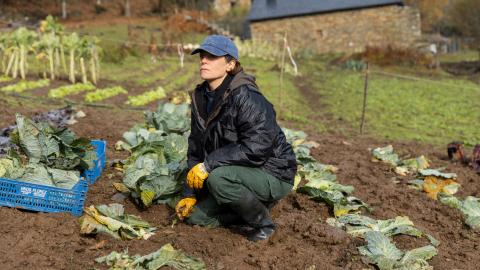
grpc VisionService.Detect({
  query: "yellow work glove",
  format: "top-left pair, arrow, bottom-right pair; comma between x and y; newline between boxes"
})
187,163 -> 209,189
175,197 -> 197,220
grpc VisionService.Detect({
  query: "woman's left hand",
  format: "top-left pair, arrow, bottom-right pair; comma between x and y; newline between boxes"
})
187,163 -> 209,189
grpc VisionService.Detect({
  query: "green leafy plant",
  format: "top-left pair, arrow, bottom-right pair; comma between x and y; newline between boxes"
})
126,86 -> 166,106
118,103 -> 190,207
439,194 -> 480,230
48,83 -> 96,98
85,86 -> 127,102
334,214 -> 423,238
0,79 -> 50,93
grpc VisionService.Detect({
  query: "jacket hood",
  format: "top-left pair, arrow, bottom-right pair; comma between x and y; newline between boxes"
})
229,71 -> 258,91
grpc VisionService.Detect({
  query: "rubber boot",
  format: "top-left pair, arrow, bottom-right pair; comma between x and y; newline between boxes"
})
228,189 -> 276,242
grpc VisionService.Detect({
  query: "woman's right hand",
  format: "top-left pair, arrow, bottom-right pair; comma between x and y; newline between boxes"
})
175,197 -> 197,220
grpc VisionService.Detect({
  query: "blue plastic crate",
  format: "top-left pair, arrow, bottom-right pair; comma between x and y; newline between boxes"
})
82,140 -> 106,184
0,177 -> 89,216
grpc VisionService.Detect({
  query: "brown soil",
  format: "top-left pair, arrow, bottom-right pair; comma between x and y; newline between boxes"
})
441,61 -> 480,76
0,87 -> 479,270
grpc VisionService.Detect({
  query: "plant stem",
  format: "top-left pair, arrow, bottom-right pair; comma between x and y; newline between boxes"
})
5,51 -> 15,76
69,50 -> 75,84
80,57 -> 87,84
12,49 -> 19,79
19,45 -> 25,79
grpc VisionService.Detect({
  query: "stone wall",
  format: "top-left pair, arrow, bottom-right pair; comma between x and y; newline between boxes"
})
250,5 -> 421,53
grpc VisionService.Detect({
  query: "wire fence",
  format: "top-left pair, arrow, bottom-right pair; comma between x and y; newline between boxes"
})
330,65 -> 480,146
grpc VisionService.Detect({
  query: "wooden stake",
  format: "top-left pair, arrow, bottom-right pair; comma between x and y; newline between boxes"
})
279,32 -> 287,118
360,62 -> 369,135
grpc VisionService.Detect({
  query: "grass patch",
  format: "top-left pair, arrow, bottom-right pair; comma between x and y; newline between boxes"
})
312,67 -> 480,145
438,50 -> 479,63
135,58 -> 179,86
163,59 -> 198,91
101,54 -> 164,82
241,57 -> 323,132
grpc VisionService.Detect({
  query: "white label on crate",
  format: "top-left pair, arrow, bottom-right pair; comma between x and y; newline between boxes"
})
21,187 -> 32,195
33,189 -> 47,198
20,187 -> 47,198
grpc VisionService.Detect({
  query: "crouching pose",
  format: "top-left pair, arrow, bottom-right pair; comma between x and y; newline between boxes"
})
175,35 -> 297,241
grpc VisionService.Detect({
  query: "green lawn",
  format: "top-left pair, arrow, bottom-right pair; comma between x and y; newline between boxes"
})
308,64 -> 480,146
438,50 -> 479,63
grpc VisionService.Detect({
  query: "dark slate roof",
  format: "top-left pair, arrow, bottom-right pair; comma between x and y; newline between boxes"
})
248,0 -> 404,22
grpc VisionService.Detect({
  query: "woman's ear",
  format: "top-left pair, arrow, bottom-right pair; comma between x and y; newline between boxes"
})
226,60 -> 236,72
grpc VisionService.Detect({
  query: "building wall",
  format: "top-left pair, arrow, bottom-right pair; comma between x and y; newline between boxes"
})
250,5 -> 421,53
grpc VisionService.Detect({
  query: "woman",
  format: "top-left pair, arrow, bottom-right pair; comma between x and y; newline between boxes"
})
175,35 -> 297,242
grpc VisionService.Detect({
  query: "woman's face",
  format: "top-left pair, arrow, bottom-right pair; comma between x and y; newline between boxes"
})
199,51 -> 234,81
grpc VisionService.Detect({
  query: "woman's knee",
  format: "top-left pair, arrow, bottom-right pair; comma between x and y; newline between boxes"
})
207,166 -> 232,188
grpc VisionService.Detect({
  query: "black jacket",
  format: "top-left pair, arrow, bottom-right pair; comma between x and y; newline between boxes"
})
184,71 -> 297,196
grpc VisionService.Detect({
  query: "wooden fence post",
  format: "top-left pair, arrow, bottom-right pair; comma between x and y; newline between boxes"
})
360,62 -> 369,135
279,32 -> 287,118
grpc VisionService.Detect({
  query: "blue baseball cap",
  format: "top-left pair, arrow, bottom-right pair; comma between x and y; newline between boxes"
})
191,35 -> 239,60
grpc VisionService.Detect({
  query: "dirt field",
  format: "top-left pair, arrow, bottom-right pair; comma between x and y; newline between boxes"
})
0,81 -> 479,270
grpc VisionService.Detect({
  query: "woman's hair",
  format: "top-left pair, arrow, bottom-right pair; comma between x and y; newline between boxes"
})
225,55 -> 243,75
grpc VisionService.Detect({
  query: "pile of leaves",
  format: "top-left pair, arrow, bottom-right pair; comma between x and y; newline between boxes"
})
1,106 -> 85,155
408,169 -> 460,200
329,214 -> 423,238
116,103 -> 190,207
327,213 -> 439,270
283,128 -> 370,217
96,243 -> 205,270
439,194 -> 480,230
0,113 -> 95,188
372,145 -> 430,176
79,203 -> 156,240
359,231 -> 437,270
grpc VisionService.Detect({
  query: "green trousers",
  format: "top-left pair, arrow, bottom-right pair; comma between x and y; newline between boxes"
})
186,165 -> 293,227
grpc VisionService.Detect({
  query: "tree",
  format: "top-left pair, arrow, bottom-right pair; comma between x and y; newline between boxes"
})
448,0 -> 480,57
404,0 -> 451,32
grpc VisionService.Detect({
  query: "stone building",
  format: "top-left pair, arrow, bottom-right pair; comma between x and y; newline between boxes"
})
248,0 -> 422,53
